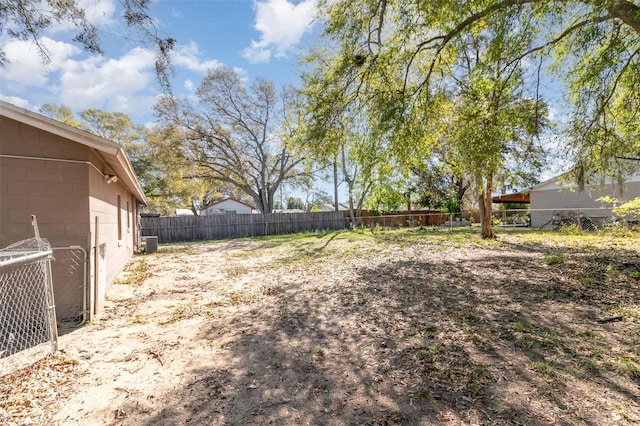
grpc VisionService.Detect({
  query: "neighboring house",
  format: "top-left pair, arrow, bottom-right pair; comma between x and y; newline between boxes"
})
529,174 -> 640,228
175,208 -> 195,216
201,198 -> 255,215
315,203 -> 336,212
273,209 -> 306,213
0,101 -> 147,319
314,203 -> 349,212
494,173 -> 640,228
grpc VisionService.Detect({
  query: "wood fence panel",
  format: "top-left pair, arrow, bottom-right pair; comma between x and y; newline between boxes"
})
141,211 -> 347,244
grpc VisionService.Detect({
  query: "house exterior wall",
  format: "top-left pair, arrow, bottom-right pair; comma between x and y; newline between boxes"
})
1,114 -> 141,316
0,116 -> 91,248
530,180 -> 640,228
87,150 -> 138,313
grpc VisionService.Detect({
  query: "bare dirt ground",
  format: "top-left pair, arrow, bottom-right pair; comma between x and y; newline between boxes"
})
2,228 -> 640,425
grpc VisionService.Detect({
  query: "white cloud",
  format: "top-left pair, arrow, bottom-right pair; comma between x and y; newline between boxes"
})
184,79 -> 195,92
243,41 -> 273,63
173,41 -> 223,73
57,47 -> 156,112
78,0 -> 118,27
0,37 -> 81,90
232,67 -> 248,79
242,0 -> 317,64
1,38 -> 158,117
0,95 -> 32,110
49,0 -> 117,33
170,6 -> 183,18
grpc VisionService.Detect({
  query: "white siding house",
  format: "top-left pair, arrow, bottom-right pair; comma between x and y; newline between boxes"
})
529,174 -> 640,228
201,198 -> 255,215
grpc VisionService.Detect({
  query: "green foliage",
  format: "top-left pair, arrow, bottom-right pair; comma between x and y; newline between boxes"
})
286,197 -> 305,210
441,194 -> 461,214
613,198 -> 640,219
542,252 -> 565,265
307,0 -> 640,236
117,258 -> 150,285
617,356 -> 640,379
305,1 -> 551,239
531,361 -> 553,376
39,104 -> 83,128
411,161 -> 469,210
558,224 -> 583,235
142,126 -> 222,216
365,183 -> 405,213
598,196 -> 640,221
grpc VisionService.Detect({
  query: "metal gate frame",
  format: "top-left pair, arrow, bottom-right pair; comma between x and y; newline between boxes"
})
51,246 -> 88,327
0,216 -> 58,376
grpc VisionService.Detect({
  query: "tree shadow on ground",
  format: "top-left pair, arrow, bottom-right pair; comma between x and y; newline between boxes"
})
133,240 -> 639,425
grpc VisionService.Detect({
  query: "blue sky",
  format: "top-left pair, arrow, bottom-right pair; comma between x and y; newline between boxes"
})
0,0 -> 318,126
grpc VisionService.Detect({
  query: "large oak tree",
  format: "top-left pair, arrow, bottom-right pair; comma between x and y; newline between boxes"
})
156,68 -> 311,214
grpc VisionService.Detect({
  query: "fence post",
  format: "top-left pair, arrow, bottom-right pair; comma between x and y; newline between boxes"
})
31,215 -> 58,352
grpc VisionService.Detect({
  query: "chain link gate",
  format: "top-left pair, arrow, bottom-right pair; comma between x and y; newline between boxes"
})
51,246 -> 88,328
0,217 -> 58,376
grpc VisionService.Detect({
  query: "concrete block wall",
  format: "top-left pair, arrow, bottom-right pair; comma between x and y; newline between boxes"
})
87,150 -> 137,306
0,117 -> 90,248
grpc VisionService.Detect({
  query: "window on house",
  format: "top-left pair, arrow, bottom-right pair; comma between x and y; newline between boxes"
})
126,200 -> 130,230
117,195 -> 122,240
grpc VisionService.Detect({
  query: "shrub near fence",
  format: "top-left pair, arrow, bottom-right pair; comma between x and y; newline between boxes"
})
141,211 -> 347,243
355,210 -> 451,228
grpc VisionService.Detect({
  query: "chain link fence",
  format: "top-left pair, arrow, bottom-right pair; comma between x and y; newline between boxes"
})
0,234 -> 58,376
52,246 -> 88,328
348,207 -> 630,233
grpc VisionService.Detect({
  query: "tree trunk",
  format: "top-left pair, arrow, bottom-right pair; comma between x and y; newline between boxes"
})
190,199 -> 199,216
255,185 -> 270,213
477,174 -> 496,239
267,185 -> 277,214
479,192 -> 495,239
347,191 -> 356,228
334,161 -> 339,212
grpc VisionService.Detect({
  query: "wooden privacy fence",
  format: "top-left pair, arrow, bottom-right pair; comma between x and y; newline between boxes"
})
356,210 -> 451,227
141,211 -> 347,243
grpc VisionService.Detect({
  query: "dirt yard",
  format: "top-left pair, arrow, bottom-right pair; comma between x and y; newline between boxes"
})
2,228 -> 640,425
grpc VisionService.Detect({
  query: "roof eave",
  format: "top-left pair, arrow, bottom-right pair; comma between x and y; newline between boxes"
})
1,101 -> 147,205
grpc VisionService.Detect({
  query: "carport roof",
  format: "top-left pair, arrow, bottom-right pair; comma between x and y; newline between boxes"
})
491,192 -> 530,204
